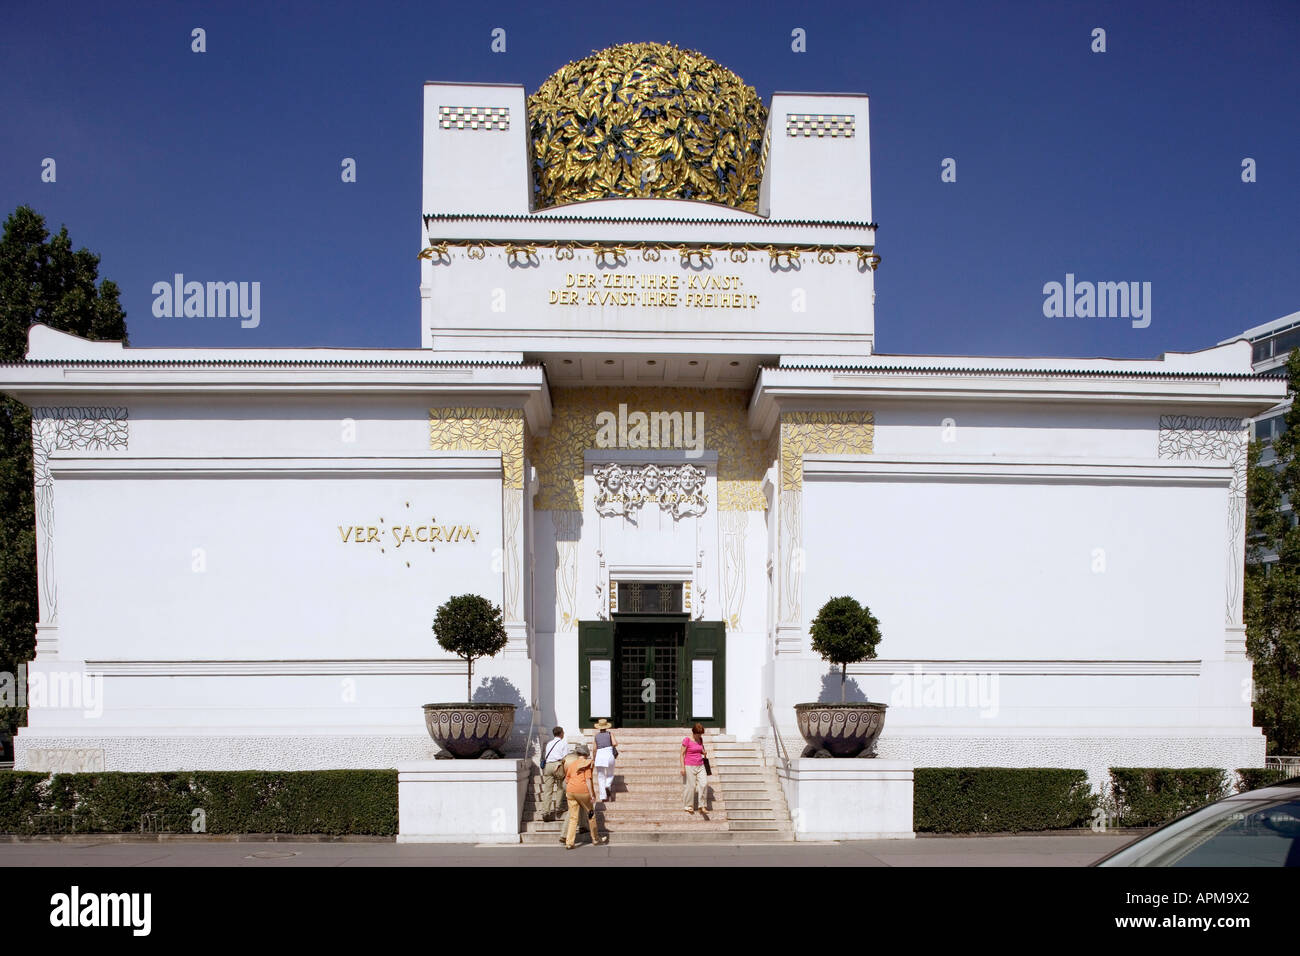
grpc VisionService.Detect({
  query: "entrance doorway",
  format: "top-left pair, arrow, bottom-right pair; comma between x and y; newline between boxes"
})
615,619 -> 685,727
578,618 -> 726,729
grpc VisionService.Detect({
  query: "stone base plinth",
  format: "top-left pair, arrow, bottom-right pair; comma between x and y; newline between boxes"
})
777,758 -> 914,840
397,759 -> 528,844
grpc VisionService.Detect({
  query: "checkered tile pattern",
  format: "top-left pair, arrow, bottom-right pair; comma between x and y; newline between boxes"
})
439,106 -> 510,131
785,113 -> 855,138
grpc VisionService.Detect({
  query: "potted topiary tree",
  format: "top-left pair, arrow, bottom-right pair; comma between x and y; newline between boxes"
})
424,593 -> 514,759
795,596 -> 888,758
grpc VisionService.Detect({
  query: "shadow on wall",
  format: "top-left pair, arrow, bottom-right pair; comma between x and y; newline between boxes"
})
473,676 -> 533,757
473,675 -> 526,708
817,669 -> 869,703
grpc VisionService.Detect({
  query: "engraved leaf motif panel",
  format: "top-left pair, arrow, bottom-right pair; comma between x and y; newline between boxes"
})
428,407 -> 525,489
1156,415 -> 1246,497
780,411 -> 875,490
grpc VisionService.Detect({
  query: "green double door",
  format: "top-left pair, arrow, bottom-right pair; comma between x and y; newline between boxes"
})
578,617 -> 725,728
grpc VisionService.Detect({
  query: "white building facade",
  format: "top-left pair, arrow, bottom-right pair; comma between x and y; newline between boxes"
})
1,45 -> 1283,785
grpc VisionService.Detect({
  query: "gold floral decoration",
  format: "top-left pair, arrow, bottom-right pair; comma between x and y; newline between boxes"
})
780,411 -> 874,490
528,42 -> 768,212
429,407 -> 525,489
532,387 -> 772,512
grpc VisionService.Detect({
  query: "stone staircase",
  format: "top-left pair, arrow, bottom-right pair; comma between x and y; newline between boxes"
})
519,728 -> 794,844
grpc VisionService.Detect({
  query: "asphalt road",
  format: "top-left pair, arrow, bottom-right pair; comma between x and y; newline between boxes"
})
0,833 -> 1134,866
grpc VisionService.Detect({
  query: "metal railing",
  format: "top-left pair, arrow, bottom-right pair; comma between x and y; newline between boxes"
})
765,698 -> 792,768
523,698 -> 540,766
1265,755 -> 1300,778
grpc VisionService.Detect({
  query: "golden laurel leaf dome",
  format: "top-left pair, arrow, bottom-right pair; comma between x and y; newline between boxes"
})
528,42 -> 768,213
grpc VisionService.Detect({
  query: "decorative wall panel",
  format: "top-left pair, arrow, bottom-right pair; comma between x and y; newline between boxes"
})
553,510 -> 581,631
1157,415 -> 1248,626
720,510 -> 749,630
786,113 -> 855,138
439,106 -> 510,131
428,407 -> 524,488
779,410 -> 874,491
532,387 -> 771,512
31,407 -> 129,625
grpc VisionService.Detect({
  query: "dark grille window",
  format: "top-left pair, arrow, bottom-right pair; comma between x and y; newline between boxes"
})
617,581 -> 683,613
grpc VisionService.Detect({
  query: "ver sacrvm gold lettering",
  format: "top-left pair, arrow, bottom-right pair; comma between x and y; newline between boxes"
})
338,521 -> 478,551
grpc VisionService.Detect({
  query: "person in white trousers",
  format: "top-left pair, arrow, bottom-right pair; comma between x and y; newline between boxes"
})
681,722 -> 707,813
592,718 -> 619,802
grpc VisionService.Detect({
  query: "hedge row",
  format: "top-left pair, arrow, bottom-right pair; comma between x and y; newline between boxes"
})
913,768 -> 1096,833
1108,768 -> 1229,827
0,770 -> 397,835
0,765 -> 1283,835
1236,767 -> 1295,793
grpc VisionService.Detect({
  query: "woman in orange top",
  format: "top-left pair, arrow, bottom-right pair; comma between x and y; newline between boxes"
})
563,743 -> 608,849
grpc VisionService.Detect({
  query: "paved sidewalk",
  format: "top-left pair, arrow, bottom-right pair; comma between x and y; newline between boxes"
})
0,834 -> 1133,867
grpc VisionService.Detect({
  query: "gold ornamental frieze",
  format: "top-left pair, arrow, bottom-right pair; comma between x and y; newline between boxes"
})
780,410 -> 875,490
533,386 -> 771,513
428,406 -> 525,489
419,239 -> 880,272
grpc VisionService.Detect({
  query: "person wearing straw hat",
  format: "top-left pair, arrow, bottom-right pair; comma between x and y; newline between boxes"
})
592,718 -> 619,802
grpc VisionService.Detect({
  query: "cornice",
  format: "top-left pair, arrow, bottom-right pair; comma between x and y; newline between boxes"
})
802,454 -> 1231,486
423,212 -> 878,228
749,365 -> 1286,435
48,454 -> 504,480
4,358 -> 537,370
766,362 -> 1269,380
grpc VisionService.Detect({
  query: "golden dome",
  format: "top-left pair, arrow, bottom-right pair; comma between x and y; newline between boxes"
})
528,42 -> 767,212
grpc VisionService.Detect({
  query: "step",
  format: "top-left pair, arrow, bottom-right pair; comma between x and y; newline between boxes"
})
519,829 -> 790,845
529,791 -> 729,802
718,800 -> 776,811
721,809 -> 780,821
526,781 -> 726,794
523,818 -> 730,832
525,791 -> 727,804
525,806 -> 729,817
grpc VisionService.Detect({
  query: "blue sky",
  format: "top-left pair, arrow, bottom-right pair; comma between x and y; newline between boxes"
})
2,0 -> 1296,358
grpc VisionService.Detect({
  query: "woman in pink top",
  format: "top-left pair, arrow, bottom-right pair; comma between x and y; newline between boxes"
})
680,722 -> 708,814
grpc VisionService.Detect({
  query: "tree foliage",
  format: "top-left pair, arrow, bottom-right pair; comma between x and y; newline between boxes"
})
0,206 -> 127,683
809,595 -> 882,703
1244,348 -> 1300,754
432,594 -> 509,701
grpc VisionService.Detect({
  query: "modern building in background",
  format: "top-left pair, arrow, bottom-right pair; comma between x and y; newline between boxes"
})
1221,309 -> 1300,562
0,44 -> 1285,789
1223,309 -> 1300,438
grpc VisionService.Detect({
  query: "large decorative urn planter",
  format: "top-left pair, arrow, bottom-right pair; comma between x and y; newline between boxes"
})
423,703 -> 516,759
794,702 -> 888,758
